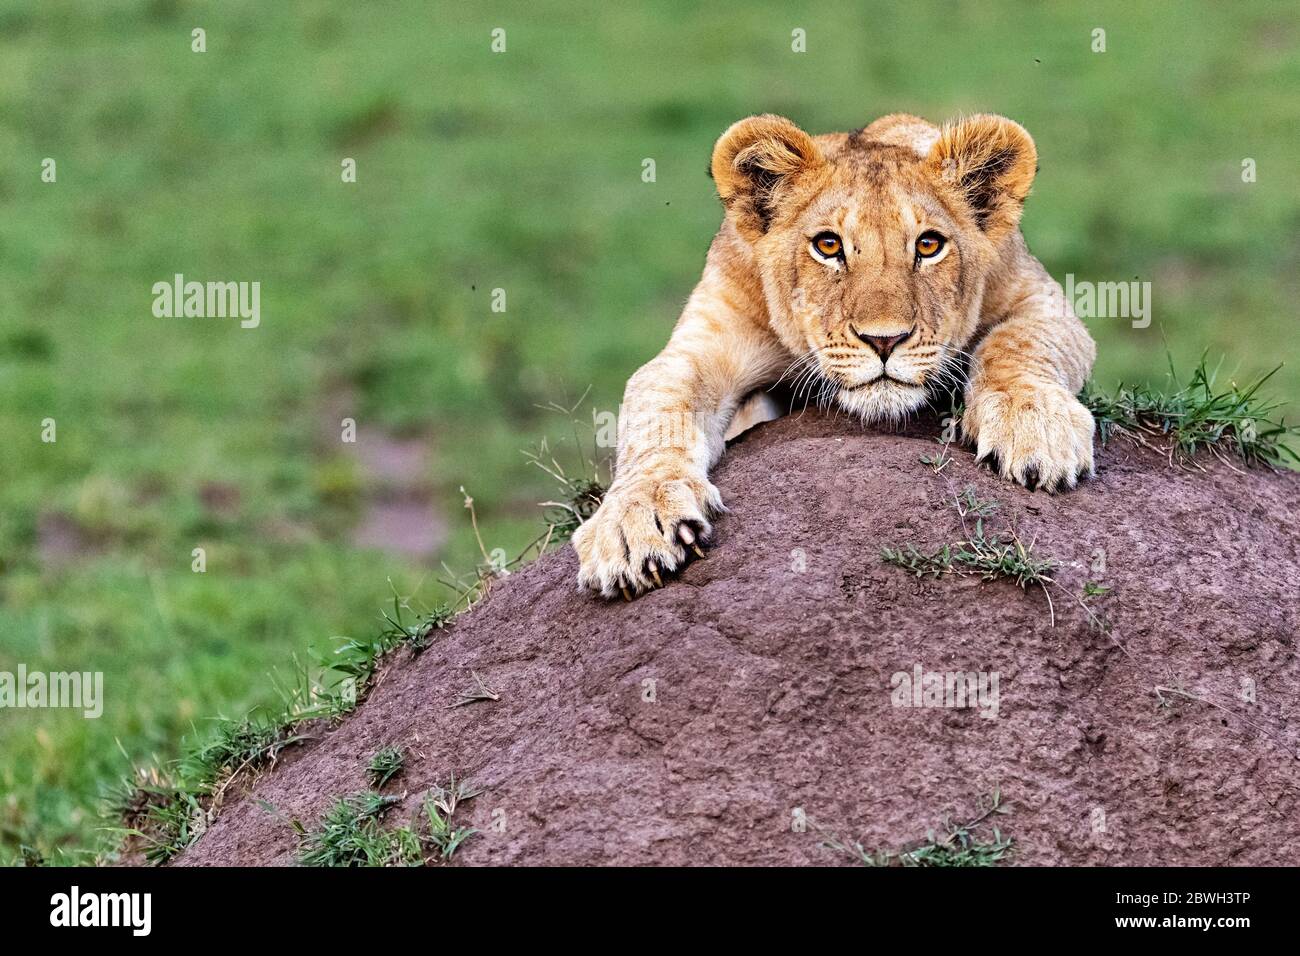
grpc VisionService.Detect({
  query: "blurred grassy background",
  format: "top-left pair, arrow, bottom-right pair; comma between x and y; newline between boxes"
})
0,0 -> 1297,860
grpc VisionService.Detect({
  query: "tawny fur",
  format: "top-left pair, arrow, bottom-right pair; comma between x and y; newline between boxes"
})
573,112 -> 1096,598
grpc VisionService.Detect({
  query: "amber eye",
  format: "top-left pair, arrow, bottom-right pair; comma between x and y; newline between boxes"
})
812,232 -> 843,259
916,232 -> 946,259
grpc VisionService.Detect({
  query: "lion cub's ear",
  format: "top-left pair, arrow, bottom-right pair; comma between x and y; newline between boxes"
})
926,114 -> 1037,238
712,115 -> 822,240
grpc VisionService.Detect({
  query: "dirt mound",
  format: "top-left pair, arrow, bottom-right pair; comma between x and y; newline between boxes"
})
177,411 -> 1300,866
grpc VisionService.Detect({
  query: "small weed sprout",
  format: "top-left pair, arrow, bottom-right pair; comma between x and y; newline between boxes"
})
1079,581 -> 1114,635
377,588 -> 453,655
423,775 -> 484,860
367,746 -> 405,789
919,441 -> 954,475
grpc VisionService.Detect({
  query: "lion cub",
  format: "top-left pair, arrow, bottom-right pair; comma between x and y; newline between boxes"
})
574,113 -> 1096,598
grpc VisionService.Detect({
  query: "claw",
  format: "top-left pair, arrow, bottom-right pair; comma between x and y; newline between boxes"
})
677,523 -> 706,558
648,562 -> 663,588
620,585 -> 632,602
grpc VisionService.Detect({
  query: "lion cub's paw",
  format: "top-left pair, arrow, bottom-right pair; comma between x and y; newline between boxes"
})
572,469 -> 722,598
963,383 -> 1095,491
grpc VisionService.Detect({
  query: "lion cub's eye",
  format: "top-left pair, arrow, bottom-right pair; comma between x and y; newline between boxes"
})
915,231 -> 946,259
811,232 -> 843,259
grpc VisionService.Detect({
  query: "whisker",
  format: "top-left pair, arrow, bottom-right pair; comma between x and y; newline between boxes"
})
936,343 -> 977,363
771,351 -> 816,390
770,345 -> 833,395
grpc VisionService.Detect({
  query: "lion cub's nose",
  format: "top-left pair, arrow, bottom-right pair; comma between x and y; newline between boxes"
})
853,325 -> 914,361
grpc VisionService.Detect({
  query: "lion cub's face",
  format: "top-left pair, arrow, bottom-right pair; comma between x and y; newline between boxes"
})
712,113 -> 1037,422
772,154 -> 988,421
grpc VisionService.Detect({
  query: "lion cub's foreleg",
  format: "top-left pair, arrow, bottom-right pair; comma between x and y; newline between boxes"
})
573,295 -> 787,598
963,253 -> 1097,490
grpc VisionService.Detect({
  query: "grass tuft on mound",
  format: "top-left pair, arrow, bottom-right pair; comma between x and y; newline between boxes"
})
882,487 -> 1058,592
293,775 -> 481,868
1084,355 -> 1299,468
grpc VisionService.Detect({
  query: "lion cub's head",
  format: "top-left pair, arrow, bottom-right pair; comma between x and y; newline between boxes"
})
712,112 -> 1037,422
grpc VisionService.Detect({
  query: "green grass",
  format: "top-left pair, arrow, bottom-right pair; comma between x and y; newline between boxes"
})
2,0 -> 1299,861
295,791 -> 412,868
296,777 -> 481,867
366,746 -> 405,790
882,487 -> 1059,591
1084,355 -> 1300,467
114,713 -> 312,865
822,790 -> 1013,867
